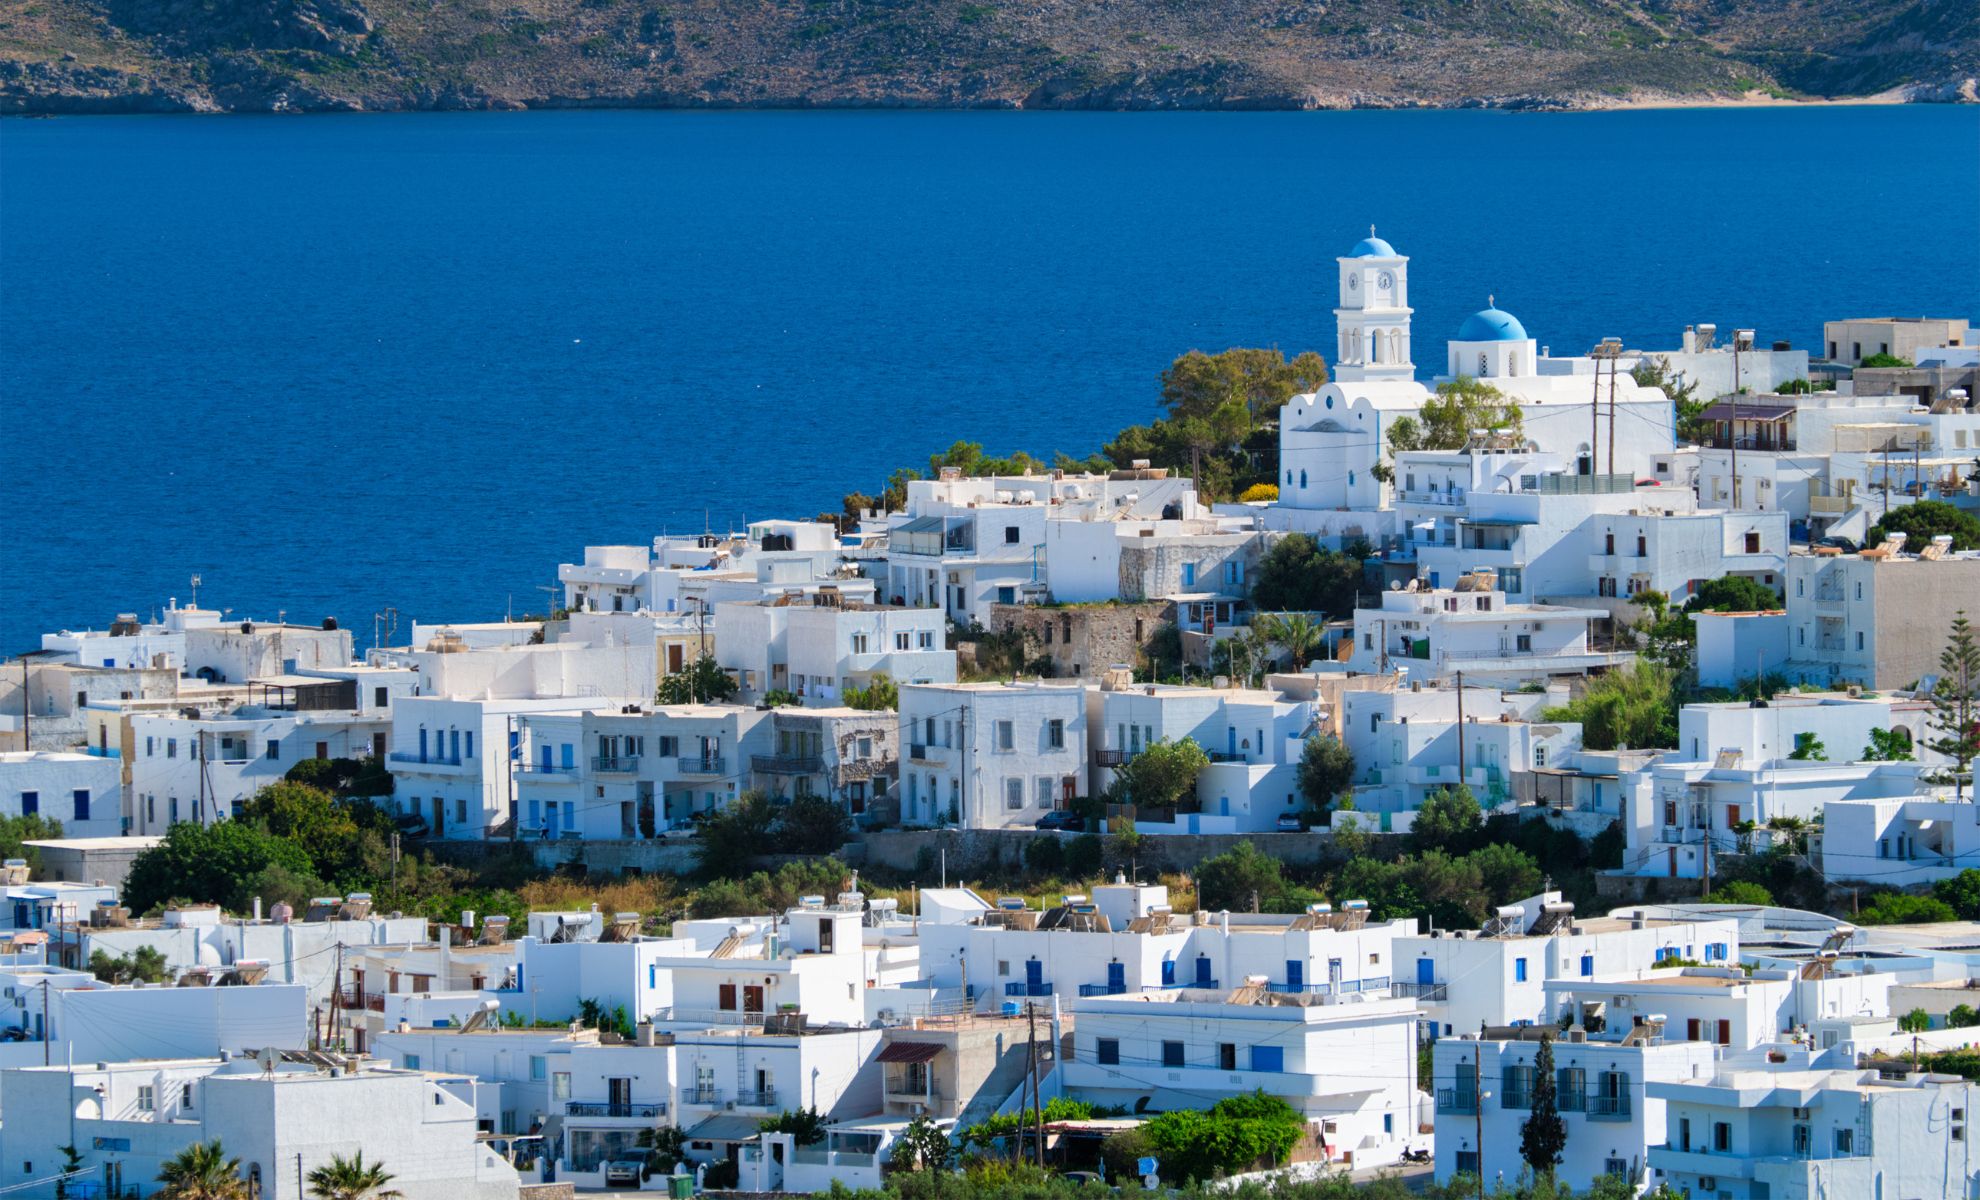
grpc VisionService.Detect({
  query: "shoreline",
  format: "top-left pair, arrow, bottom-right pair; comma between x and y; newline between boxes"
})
3,89 -> 1970,118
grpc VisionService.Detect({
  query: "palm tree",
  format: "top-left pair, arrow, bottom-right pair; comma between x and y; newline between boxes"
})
306,1151 -> 402,1200
156,1140 -> 248,1200
1256,612 -> 1322,670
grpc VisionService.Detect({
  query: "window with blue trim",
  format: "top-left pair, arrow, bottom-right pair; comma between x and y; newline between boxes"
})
1580,954 -> 1594,977
1515,957 -> 1527,983
1299,470 -> 1308,488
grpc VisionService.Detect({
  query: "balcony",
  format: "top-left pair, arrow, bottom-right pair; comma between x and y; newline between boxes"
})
516,762 -> 576,777
1657,825 -> 1704,845
1093,749 -> 1130,767
1005,982 -> 1054,998
1391,981 -> 1447,1002
752,754 -> 822,775
675,756 -> 726,777
735,1088 -> 778,1108
388,752 -> 470,772
566,1101 -> 667,1119
592,755 -> 640,774
338,988 -> 387,1013
1708,435 -> 1797,452
907,743 -> 944,764
1436,1087 -> 1477,1115
1078,983 -> 1128,997
1809,494 -> 1853,515
1587,1093 -> 1632,1121
682,1086 -> 721,1106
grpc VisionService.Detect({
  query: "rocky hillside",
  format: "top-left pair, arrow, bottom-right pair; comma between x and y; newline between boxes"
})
1,0 -> 1974,113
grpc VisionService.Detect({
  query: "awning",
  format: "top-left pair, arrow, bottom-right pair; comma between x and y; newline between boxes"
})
685,1114 -> 769,1142
1459,516 -> 1536,527
895,516 -> 944,535
875,1041 -> 943,1064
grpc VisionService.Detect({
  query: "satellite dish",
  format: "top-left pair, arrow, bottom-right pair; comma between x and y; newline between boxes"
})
1389,581 -> 1402,591
257,1047 -> 279,1074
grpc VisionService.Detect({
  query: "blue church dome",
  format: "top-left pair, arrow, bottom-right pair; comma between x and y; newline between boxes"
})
1348,236 -> 1397,258
1457,305 -> 1529,342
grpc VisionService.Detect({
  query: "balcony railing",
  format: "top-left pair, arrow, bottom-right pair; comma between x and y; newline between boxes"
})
1501,1088 -> 1532,1111
1708,435 -> 1797,452
1005,982 -> 1054,997
1588,1093 -> 1632,1120
1078,983 -> 1128,997
752,755 -> 822,775
683,1086 -> 721,1106
567,1101 -> 667,1119
675,756 -> 726,776
338,988 -> 387,1013
1391,981 -> 1447,1002
389,752 -> 465,767
735,1089 -> 778,1108
1436,1087 -> 1478,1115
592,755 -> 640,773
516,762 -> 575,777
1557,1088 -> 1586,1113
1093,749 -> 1130,767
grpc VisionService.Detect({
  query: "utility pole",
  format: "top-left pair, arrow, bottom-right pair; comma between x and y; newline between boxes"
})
328,941 -> 344,1051
19,658 -> 28,749
1474,1041 -> 1485,1200
1455,671 -> 1466,784
42,982 -> 50,1065
1025,1003 -> 1043,1166
1590,351 -> 1602,478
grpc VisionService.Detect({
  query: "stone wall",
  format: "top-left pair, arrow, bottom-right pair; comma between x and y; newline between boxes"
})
987,601 -> 1172,681
851,827 -> 1340,876
423,837 -> 703,877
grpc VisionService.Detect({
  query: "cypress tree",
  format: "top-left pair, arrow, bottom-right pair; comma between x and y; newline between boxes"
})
1520,1032 -> 1567,1178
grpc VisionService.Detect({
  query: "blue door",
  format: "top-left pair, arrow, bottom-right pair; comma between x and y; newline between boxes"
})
546,802 -> 560,838
1160,958 -> 1176,987
1106,962 -> 1126,995
1285,960 -> 1303,991
1417,958 -> 1435,986
1226,727 -> 1237,759
539,745 -> 552,771
1025,960 -> 1043,996
418,728 -> 428,762
1195,956 -> 1213,986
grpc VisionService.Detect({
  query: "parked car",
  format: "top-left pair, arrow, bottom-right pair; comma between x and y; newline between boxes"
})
1817,535 -> 1860,553
1036,810 -> 1086,832
393,813 -> 428,838
603,1159 -> 645,1187
1275,814 -> 1304,832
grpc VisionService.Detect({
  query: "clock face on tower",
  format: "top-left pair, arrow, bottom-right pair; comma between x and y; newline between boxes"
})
1347,274 -> 1358,291
1378,272 -> 1394,290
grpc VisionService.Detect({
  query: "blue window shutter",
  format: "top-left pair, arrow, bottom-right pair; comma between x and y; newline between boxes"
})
1250,1045 -> 1283,1072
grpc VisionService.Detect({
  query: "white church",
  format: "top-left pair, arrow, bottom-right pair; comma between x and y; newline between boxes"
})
1264,232 -> 1676,539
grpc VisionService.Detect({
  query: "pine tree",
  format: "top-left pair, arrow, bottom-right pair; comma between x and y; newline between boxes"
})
1520,1033 -> 1567,1179
1928,611 -> 1980,802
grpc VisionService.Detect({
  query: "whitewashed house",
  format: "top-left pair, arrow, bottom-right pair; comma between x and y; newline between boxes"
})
1064,986 -> 1421,1169
513,702 -> 774,840
389,696 -> 617,840
714,592 -> 952,705
1343,683 -> 1579,814
896,682 -> 1087,829
1432,1025 -> 1714,1193
1346,571 -> 1627,685
748,707 -> 898,825
0,1057 -> 520,1200
0,751 -> 121,838
1088,678 -> 1320,833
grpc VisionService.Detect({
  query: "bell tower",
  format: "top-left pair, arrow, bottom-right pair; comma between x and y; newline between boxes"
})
1335,227 -> 1414,382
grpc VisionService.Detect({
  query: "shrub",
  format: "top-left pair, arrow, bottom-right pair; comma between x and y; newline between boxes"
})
1237,483 -> 1279,503
1856,892 -> 1957,926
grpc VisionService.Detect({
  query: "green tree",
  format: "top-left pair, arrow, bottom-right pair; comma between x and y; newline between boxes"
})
1194,841 -> 1314,914
1385,376 -> 1523,457
770,793 -> 852,854
87,945 -> 171,984
305,1151 -> 402,1200
1160,347 -> 1328,425
156,1140 -> 248,1200
694,792 -> 775,879
1140,1092 -> 1305,1181
636,1125 -> 689,1174
1856,892 -> 1957,926
890,1115 -> 954,1173
0,813 -> 63,875
1932,869 -> 1980,919
1898,1008 -> 1932,1033
1688,576 -> 1783,614
843,672 -> 898,711
759,1106 -> 829,1146
656,655 -> 738,704
1702,880 -> 1775,906
1952,1005 -> 1980,1029
760,689 -> 802,708
1466,842 -> 1542,904
1788,733 -> 1827,761
1520,1033 -> 1567,1178
1112,737 -> 1210,809
1927,612 -> 1980,802
1862,727 -> 1915,761
1541,662 -> 1680,751
1859,352 -> 1914,368
1867,500 -> 1980,552
1412,785 -> 1482,852
1248,534 -> 1365,618
1633,357 -> 1708,444
237,781 -> 369,882
123,820 -> 318,916
1296,735 -> 1355,818
1253,612 -> 1323,670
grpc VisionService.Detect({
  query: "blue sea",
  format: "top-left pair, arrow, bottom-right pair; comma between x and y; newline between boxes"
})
3,107 -> 1977,650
